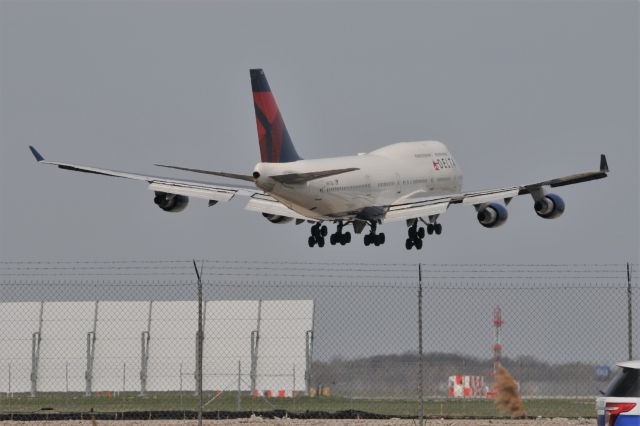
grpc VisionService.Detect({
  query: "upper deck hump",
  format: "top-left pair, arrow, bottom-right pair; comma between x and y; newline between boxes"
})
369,140 -> 448,157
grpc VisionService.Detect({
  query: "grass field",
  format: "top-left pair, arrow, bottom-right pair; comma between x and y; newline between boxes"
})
0,392 -> 596,419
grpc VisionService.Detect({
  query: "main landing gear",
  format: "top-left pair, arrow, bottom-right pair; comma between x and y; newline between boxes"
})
330,222 -> 352,246
308,223 -> 328,247
363,222 -> 385,247
426,222 -> 442,235
405,220 -> 442,250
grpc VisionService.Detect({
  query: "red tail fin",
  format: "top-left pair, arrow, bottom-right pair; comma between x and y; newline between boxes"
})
250,69 -> 301,163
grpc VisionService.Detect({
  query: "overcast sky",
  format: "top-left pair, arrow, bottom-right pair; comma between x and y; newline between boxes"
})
1,0 -> 638,265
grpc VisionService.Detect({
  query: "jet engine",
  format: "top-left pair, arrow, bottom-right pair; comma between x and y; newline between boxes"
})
534,193 -> 565,219
477,203 -> 508,228
262,213 -> 293,224
153,192 -> 189,213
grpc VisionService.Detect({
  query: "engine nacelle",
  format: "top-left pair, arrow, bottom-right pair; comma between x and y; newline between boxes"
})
153,192 -> 189,213
534,193 -> 565,219
477,203 -> 509,228
262,213 -> 293,224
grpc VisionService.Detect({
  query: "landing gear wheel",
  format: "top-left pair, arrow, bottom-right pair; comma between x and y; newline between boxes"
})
364,221 -> 385,247
414,238 -> 423,250
418,227 -> 425,239
309,223 -> 330,247
405,238 -> 413,250
344,232 -> 351,243
427,224 -> 434,235
409,227 -> 417,240
434,223 -> 442,235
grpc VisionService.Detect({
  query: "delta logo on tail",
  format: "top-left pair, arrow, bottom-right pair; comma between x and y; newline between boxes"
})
251,69 -> 301,163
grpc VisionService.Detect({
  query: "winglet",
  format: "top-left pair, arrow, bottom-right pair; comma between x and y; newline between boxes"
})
600,154 -> 609,173
29,146 -> 45,162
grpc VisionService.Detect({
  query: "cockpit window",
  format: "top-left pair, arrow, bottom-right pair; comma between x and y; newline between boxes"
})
605,368 -> 640,397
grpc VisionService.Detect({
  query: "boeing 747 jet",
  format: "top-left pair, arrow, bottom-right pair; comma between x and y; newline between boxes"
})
30,69 -> 609,249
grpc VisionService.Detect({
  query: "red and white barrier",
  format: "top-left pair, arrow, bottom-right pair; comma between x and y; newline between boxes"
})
252,388 -> 293,398
447,375 -> 486,398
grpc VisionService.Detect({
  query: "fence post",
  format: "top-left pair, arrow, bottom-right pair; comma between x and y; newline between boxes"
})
8,362 -> 12,419
250,300 -> 262,393
305,300 -> 316,396
179,362 -> 184,415
85,301 -> 98,396
30,301 -> 44,398
122,362 -> 126,393
418,263 -> 424,426
237,360 -> 242,411
139,301 -> 152,396
627,262 -> 633,360
193,260 -> 204,426
305,330 -> 314,395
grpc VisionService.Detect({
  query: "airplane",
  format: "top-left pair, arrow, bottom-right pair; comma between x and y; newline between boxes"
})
29,68 -> 609,250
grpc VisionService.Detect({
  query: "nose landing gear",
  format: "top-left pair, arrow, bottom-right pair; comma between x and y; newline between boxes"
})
308,223 -> 328,247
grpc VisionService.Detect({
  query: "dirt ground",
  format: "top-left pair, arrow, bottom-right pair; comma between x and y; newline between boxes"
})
0,417 -> 596,425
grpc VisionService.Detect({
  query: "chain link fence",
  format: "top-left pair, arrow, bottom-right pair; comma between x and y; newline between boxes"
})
0,260 -> 637,421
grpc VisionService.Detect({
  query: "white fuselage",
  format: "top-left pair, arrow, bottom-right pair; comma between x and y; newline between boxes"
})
253,141 -> 463,220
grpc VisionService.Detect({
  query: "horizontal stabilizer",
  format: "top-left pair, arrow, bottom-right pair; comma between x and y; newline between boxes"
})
155,164 -> 255,182
270,168 -> 359,185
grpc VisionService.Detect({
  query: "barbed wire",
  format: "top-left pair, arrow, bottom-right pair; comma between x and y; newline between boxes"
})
0,267 -> 632,276
0,279 -> 635,290
0,262 -> 636,285
0,259 -> 636,267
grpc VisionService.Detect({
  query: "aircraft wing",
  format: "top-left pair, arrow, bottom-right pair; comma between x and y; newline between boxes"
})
383,154 -> 609,223
244,193 -> 311,220
28,146 -> 314,221
383,195 -> 452,223
29,146 -> 260,203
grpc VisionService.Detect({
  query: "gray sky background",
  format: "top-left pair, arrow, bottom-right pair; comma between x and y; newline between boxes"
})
1,0 -> 638,265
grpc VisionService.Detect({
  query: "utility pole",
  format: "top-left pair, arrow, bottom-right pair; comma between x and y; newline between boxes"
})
193,260 -> 204,426
417,263 -> 424,426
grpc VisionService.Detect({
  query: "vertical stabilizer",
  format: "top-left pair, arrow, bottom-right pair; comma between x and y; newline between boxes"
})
250,69 -> 302,163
